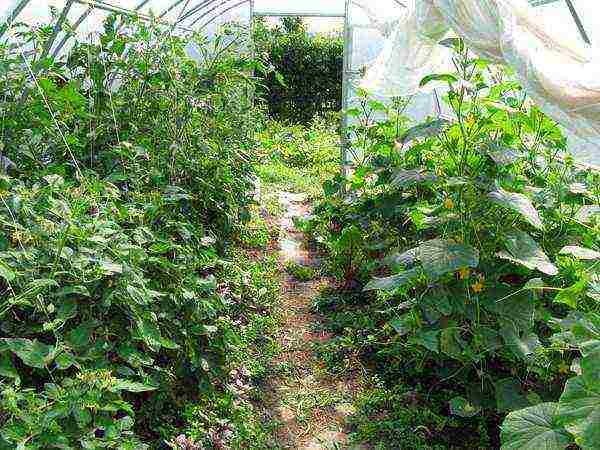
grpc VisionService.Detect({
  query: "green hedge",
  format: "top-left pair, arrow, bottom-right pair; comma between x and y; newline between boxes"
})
255,18 -> 343,123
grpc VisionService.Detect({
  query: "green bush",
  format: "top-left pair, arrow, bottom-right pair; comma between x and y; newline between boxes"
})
255,17 -> 343,123
0,16 -> 268,448
309,39 -> 600,448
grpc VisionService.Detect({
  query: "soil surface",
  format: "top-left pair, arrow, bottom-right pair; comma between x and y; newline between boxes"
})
262,192 -> 365,450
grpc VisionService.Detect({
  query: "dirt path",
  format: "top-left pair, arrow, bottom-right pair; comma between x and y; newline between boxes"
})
261,192 -> 364,450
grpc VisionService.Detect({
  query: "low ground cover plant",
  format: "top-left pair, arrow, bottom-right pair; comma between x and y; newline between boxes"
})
309,39 -> 600,448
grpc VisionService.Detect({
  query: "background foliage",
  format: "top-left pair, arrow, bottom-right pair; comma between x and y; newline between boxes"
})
254,17 -> 344,124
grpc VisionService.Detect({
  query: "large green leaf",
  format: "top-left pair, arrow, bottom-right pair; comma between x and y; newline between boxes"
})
364,268 -> 419,292
575,205 -> 600,224
1,338 -> 56,369
495,378 -> 531,412
557,375 -> 600,449
391,169 -> 436,189
0,353 -> 19,380
389,315 -> 413,336
489,188 -> 544,230
487,144 -> 523,166
500,327 -> 541,359
559,246 -> 600,260
111,380 -> 158,393
419,73 -> 458,88
497,231 -> 558,276
501,402 -> 572,450
418,239 -> 479,279
0,261 -> 15,282
400,119 -> 448,144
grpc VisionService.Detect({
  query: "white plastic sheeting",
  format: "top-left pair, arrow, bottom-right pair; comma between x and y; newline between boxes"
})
253,0 -> 345,16
360,0 -> 600,166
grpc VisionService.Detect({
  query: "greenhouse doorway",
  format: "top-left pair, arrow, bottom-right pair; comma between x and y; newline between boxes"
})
251,4 -> 350,177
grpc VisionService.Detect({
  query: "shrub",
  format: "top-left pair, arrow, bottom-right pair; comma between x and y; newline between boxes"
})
0,16 -> 265,448
254,17 -> 343,123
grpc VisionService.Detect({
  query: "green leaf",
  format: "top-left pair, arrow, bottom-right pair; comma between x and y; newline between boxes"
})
400,119 -> 448,144
440,328 -> 466,359
1,338 -> 56,369
497,231 -> 558,276
555,279 -> 589,309
487,144 -> 522,166
450,396 -> 481,418
495,378 -> 531,412
391,169 -> 436,188
418,239 -> 479,279
559,246 -> 600,260
0,353 -> 19,381
118,344 -> 154,367
389,315 -> 413,336
575,205 -> 600,224
489,188 -> 544,230
557,375 -> 600,449
363,268 -> 419,292
409,329 -> 440,353
111,380 -> 158,393
136,318 -> 162,351
98,259 -> 123,275
500,327 -> 541,359
571,312 -> 600,357
385,247 -> 418,267
54,352 -> 76,370
419,73 -> 458,88
501,402 -> 572,450
0,261 -> 15,282
43,174 -> 64,187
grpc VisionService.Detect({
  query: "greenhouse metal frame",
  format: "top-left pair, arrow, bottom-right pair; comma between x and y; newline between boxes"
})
1,0 -> 594,173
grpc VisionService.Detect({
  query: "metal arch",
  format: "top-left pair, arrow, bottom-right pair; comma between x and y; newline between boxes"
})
188,0 -> 250,29
51,6 -> 93,57
177,0 -> 221,23
38,0 -> 74,64
0,0 -> 32,38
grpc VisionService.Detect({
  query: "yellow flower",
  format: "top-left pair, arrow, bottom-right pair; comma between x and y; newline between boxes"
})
471,275 -> 485,293
458,267 -> 470,279
444,197 -> 454,209
558,363 -> 570,375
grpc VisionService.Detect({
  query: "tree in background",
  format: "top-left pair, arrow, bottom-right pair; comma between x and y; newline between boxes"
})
254,17 -> 343,124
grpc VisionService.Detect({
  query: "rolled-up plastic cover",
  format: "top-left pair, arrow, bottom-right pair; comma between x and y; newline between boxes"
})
360,0 -> 600,167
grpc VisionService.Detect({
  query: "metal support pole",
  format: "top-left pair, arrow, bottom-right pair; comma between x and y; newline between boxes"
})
340,0 -> 351,183
51,7 -> 92,58
37,0 -> 74,65
564,0 -> 591,45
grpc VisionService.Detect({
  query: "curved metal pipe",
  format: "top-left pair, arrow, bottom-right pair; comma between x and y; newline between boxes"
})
188,0 -> 249,29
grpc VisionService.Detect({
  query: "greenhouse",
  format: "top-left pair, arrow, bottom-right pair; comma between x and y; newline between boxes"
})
0,0 -> 599,449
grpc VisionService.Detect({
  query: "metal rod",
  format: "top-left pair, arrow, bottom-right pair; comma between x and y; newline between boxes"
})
70,0 -> 192,31
0,0 -> 32,38
178,0 -> 221,23
340,0 -> 351,183
159,0 -> 189,19
189,0 -> 249,29
51,6 -> 93,57
187,0 -> 239,27
37,0 -> 74,64
564,0 -> 591,45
